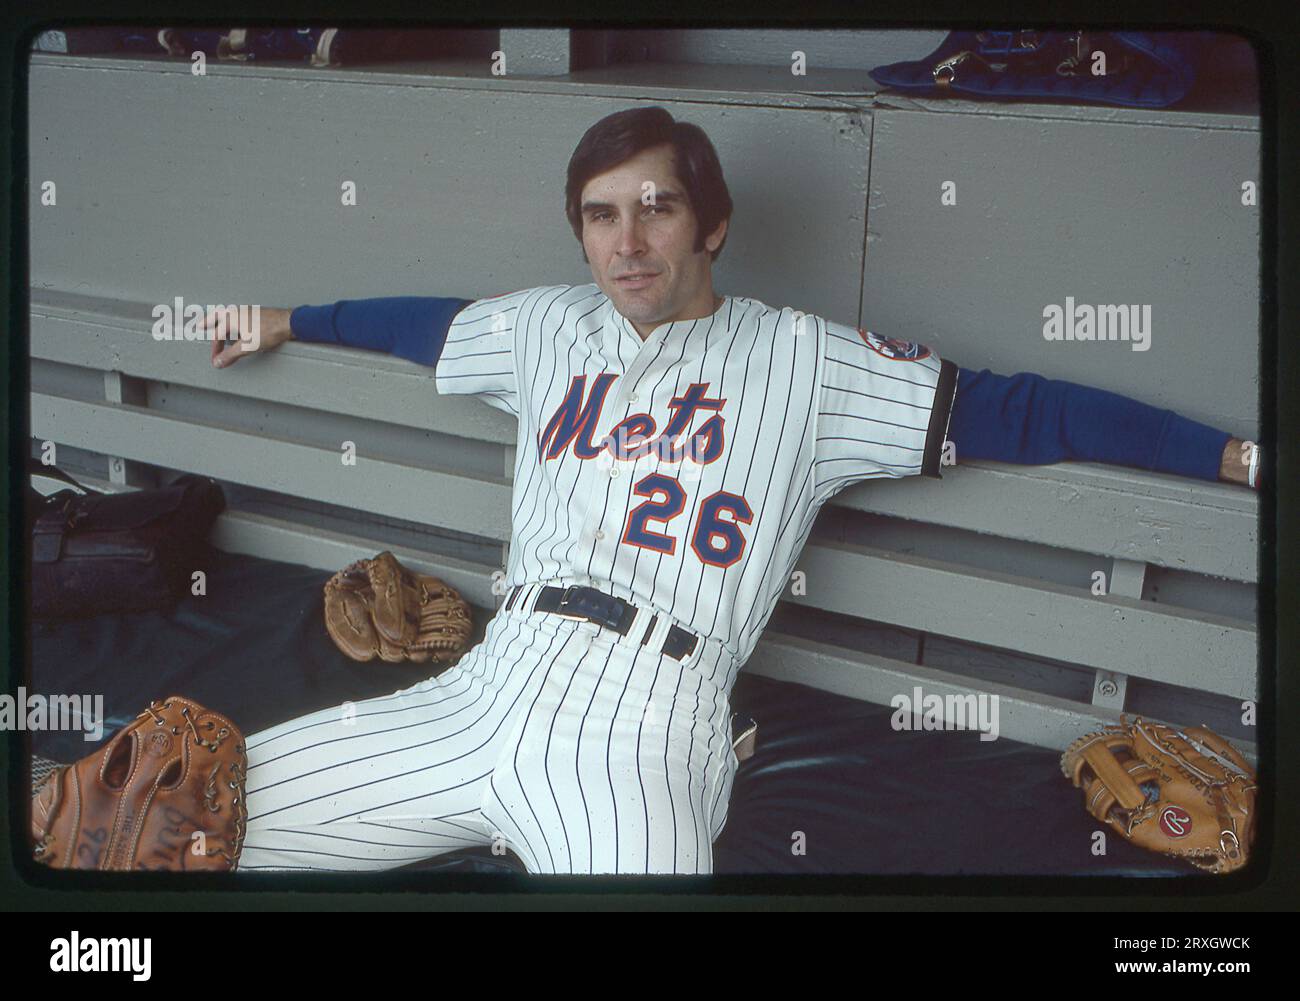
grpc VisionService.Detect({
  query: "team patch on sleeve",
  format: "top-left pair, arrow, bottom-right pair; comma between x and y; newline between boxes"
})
856,328 -> 931,361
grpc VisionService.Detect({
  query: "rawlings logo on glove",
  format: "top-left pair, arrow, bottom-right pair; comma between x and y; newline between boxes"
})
323,550 -> 473,665
1060,715 -> 1257,874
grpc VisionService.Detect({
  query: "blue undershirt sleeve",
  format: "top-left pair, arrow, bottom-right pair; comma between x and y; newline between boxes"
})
289,296 -> 473,368
947,366 -> 1232,483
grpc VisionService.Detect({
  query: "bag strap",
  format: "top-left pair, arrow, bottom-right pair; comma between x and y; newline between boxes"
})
27,455 -> 102,496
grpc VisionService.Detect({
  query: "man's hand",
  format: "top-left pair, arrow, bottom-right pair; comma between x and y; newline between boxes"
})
206,305 -> 294,369
1218,438 -> 1261,489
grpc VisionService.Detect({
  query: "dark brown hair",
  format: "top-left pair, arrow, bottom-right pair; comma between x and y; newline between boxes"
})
565,106 -> 733,263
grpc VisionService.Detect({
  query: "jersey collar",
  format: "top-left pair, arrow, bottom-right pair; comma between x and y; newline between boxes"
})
608,294 -> 730,344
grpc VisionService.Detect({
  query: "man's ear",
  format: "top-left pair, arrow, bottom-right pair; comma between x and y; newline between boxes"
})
704,217 -> 728,254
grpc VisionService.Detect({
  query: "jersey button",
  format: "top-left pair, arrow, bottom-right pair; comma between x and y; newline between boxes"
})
628,393 -> 639,403
594,530 -> 605,541
610,467 -> 620,478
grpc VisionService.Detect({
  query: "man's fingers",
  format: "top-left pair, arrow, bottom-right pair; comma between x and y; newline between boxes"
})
206,306 -> 247,368
211,340 -> 246,368
208,320 -> 234,365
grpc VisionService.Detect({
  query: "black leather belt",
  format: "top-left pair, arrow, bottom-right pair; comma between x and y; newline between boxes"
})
506,584 -> 699,662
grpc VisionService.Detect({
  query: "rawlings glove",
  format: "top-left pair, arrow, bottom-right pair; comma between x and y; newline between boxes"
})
1060,715 -> 1257,874
31,695 -> 247,871
323,550 -> 473,664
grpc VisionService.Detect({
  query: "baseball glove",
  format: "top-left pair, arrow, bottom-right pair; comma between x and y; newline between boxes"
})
323,550 -> 473,664
31,695 -> 247,871
1060,715 -> 1257,874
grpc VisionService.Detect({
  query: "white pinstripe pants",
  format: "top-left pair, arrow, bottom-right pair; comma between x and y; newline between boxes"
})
236,589 -> 738,874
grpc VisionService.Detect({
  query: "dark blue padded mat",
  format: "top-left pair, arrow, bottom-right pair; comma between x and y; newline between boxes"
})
28,546 -> 1191,877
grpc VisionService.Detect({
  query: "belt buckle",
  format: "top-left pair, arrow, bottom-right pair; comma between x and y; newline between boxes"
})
553,584 -> 588,621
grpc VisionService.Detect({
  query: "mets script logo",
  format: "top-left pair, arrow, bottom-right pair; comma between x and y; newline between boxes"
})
1159,805 -> 1193,838
857,328 -> 931,361
537,375 -> 725,465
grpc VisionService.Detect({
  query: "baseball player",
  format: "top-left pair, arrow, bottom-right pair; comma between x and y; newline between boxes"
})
207,106 -> 1260,875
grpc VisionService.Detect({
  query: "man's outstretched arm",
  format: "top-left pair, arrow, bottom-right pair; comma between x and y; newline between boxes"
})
226,300 -> 1261,489
287,296 -> 472,367
947,366 -> 1259,489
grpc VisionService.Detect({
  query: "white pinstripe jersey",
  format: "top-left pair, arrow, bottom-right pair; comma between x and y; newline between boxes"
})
435,283 -> 957,669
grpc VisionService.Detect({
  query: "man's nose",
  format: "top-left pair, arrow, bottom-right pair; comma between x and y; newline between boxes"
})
616,216 -> 648,256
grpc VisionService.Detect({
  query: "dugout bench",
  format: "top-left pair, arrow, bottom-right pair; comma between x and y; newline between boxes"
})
25,45 -> 1261,875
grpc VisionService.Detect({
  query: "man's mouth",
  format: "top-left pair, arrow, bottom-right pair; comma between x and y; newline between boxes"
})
615,273 -> 659,289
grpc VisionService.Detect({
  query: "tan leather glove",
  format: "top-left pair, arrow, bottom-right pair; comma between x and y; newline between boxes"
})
31,696 -> 247,871
323,550 -> 473,665
1061,715 -> 1257,874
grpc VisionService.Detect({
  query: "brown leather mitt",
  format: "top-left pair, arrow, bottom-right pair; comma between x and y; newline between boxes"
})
31,696 -> 247,871
323,550 -> 473,664
1060,715 -> 1257,874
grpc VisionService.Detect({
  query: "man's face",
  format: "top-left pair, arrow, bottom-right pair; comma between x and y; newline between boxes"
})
579,143 -> 727,336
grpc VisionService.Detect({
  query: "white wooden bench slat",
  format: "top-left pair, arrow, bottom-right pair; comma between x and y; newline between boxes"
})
794,540 -> 1255,700
747,632 -> 1258,763
839,460 -> 1256,583
31,392 -> 515,542
31,292 -> 516,445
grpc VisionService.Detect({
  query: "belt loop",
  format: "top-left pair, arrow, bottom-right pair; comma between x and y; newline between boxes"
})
645,613 -> 674,656
616,604 -> 654,650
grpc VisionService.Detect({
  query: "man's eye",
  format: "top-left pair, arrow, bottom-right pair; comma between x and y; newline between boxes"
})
589,207 -> 666,222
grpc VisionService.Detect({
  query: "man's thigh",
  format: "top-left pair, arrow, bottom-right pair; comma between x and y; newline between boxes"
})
481,632 -> 737,875
237,613 -> 547,872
